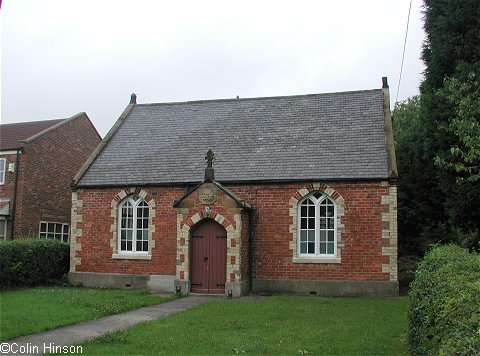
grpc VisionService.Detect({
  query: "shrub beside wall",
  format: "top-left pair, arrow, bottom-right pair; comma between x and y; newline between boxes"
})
408,244 -> 480,355
0,239 -> 69,288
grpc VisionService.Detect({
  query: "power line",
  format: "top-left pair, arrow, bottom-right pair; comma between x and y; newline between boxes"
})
395,0 -> 413,104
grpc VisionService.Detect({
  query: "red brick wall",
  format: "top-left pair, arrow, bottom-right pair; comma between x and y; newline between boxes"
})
0,153 -> 17,199
75,187 -> 183,275
240,211 -> 250,282
75,181 -> 391,281
13,115 -> 101,238
229,183 -> 390,281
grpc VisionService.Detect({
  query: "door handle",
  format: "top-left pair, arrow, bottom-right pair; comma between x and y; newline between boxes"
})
204,256 -> 208,262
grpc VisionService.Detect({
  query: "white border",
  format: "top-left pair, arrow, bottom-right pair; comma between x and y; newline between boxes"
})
38,220 -> 69,243
297,193 -> 337,258
0,158 -> 6,185
0,217 -> 7,240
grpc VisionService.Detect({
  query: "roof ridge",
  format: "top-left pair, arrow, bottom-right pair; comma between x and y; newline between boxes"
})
135,88 -> 382,107
0,118 -> 64,128
0,117 -> 71,151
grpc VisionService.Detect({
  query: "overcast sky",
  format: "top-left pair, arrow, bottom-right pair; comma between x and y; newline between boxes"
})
1,0 -> 426,137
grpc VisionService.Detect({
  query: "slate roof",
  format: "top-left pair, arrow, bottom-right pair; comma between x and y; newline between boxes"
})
77,89 -> 390,187
0,119 -> 64,150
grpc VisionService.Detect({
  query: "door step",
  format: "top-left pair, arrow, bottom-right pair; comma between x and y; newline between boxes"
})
189,292 -> 226,298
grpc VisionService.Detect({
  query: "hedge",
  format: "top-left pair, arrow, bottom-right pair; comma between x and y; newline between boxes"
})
408,244 -> 480,355
0,238 -> 69,288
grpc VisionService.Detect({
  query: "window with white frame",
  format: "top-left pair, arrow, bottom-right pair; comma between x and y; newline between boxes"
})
118,195 -> 149,253
0,218 -> 6,240
298,192 -> 336,256
39,221 -> 69,243
0,158 -> 6,185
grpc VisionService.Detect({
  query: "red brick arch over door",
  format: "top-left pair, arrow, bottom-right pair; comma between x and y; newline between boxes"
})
190,219 -> 227,294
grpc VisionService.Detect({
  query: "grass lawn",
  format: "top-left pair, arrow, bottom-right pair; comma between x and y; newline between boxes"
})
0,286 -> 170,341
80,296 -> 408,355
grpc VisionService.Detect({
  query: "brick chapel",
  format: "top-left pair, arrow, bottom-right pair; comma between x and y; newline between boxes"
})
69,78 -> 398,297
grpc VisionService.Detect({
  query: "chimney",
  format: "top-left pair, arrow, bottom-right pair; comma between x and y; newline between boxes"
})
130,93 -> 137,104
382,77 -> 389,88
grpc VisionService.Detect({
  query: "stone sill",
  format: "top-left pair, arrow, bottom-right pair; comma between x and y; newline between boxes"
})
293,257 -> 341,264
112,253 -> 152,260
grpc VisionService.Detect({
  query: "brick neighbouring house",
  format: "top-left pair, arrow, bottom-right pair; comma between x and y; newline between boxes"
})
0,113 -> 101,240
69,78 -> 398,297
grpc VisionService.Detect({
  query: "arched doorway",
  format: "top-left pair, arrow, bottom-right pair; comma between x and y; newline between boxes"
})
190,219 -> 227,294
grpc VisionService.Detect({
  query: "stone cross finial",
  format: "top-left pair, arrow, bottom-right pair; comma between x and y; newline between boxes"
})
206,149 -> 215,168
204,149 -> 215,182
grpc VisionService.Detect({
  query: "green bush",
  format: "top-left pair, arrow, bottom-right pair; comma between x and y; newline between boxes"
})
0,238 -> 69,288
408,244 -> 480,355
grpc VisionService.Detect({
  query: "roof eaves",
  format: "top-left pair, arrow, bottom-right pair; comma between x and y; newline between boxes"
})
0,147 -> 25,153
72,103 -> 136,187
75,176 -> 392,189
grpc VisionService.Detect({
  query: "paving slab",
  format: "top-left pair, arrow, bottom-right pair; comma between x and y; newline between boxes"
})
2,296 -> 213,355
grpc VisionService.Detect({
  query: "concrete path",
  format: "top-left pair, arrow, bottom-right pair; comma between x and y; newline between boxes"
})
3,296 -> 213,355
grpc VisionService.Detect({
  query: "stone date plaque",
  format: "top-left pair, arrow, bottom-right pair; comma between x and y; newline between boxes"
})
198,188 -> 217,204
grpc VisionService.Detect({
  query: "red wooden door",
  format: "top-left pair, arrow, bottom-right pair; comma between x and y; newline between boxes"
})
190,219 -> 227,294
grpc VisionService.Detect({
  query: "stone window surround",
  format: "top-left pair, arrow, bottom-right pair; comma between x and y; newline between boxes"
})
110,188 -> 156,260
289,183 -> 345,264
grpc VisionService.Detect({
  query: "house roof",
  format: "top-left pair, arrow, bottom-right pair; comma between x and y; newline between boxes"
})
77,87 -> 394,187
0,119 -> 64,150
0,113 -> 99,152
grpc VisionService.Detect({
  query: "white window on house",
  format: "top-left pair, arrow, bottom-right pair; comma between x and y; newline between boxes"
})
118,195 -> 149,253
0,218 -> 6,240
298,192 -> 337,257
0,158 -> 6,185
39,221 -> 69,243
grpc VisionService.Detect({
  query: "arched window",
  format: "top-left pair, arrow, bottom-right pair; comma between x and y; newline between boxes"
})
118,195 -> 149,253
298,192 -> 336,257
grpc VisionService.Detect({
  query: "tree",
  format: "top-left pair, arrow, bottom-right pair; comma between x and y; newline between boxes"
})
393,1 -> 480,255
434,74 -> 480,183
433,74 -> 480,247
400,0 -> 480,250
393,96 -> 454,254
421,0 -> 480,94
393,97 -> 426,254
